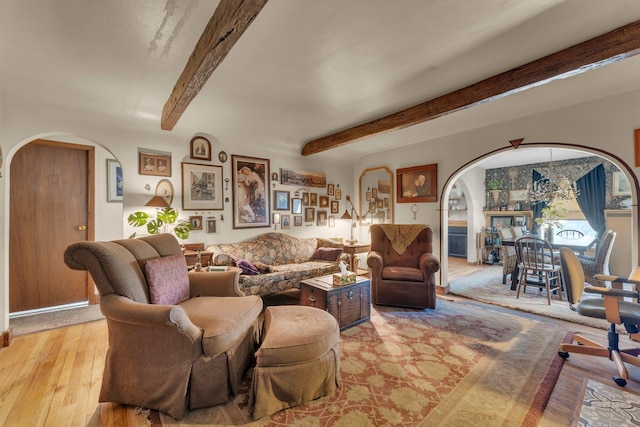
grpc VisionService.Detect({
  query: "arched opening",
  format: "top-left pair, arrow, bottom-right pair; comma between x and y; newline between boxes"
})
439,142 -> 638,292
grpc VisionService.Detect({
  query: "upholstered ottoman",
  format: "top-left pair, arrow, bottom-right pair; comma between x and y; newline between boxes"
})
249,305 -> 340,419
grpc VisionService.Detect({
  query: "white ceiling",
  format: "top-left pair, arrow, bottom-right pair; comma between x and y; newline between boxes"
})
2,0 -> 640,167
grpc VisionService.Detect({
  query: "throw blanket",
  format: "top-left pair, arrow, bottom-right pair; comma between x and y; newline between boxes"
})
378,224 -> 426,255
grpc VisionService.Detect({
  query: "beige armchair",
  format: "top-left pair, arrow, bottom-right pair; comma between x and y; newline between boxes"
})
64,234 -> 263,419
366,224 -> 440,309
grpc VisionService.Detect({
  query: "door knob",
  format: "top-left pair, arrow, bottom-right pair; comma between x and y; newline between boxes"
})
77,225 -> 87,231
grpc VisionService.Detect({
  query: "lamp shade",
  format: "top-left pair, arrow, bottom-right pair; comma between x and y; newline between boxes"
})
145,195 -> 170,208
340,209 -> 352,220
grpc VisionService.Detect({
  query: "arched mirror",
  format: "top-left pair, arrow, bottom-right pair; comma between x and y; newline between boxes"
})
359,166 -> 393,225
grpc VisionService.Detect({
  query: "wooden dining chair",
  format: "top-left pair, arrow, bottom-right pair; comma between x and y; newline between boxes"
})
514,236 -> 563,304
556,229 -> 584,239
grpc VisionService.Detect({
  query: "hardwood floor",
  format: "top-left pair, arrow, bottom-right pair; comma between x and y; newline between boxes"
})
1,261 -> 639,426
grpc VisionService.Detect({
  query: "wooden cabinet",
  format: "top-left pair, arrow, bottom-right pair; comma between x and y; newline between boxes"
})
300,276 -> 371,330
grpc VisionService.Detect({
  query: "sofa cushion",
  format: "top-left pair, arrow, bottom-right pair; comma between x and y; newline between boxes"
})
180,295 -> 263,357
311,247 -> 342,261
144,254 -> 190,305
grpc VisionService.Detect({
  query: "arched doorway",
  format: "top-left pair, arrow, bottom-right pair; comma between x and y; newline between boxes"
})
439,143 -> 639,290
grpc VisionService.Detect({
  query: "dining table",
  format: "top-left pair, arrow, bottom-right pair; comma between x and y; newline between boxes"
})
500,233 -> 598,290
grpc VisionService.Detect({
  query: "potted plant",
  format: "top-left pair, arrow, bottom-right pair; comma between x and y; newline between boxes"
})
535,204 -> 568,241
128,207 -> 193,239
486,178 -> 503,203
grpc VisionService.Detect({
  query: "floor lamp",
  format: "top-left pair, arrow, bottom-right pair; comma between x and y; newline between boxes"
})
340,195 -> 359,244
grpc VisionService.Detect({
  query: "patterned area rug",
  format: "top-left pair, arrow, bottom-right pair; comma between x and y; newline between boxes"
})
575,379 -> 640,426
155,299 -> 568,426
447,266 -> 612,331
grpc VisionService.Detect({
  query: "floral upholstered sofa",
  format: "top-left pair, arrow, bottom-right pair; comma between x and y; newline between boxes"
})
206,233 -> 344,296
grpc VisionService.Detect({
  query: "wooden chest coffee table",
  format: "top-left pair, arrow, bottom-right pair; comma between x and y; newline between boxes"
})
300,275 -> 371,330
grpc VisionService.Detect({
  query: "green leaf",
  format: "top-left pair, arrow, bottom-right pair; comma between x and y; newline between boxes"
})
127,211 -> 150,227
157,207 -> 179,224
146,219 -> 163,235
174,220 -> 193,240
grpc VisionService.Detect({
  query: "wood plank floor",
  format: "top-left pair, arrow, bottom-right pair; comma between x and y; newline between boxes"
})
0,260 -> 638,426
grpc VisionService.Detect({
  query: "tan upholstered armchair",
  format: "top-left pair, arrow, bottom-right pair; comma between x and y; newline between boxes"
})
366,224 -> 440,309
64,234 -> 263,419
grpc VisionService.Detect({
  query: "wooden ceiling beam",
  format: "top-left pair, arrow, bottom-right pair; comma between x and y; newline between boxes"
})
302,20 -> 640,156
161,0 -> 268,131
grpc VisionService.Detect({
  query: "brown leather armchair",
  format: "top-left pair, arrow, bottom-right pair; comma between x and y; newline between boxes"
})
366,224 -> 440,309
64,234 -> 263,419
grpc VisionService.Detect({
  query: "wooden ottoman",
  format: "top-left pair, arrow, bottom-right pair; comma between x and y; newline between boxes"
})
249,305 -> 340,419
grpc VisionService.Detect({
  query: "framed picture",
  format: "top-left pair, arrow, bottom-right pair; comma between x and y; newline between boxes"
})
292,198 -> 302,214
189,215 -> 203,230
330,200 -> 339,214
274,190 -> 290,210
509,189 -> 528,202
372,188 -> 378,198
613,171 -> 631,196
106,159 -> 123,203
139,152 -> 171,177
190,136 -> 211,161
327,184 -> 335,196
396,163 -> 437,203
181,162 -> 224,210
206,218 -> 216,233
279,168 -> 327,188
319,195 -> 330,208
305,207 -> 315,222
294,216 -> 303,226
232,155 -> 270,229
302,192 -> 310,206
155,179 -> 174,206
310,193 -> 318,206
317,210 -> 328,226
281,214 -> 291,229
335,189 -> 342,200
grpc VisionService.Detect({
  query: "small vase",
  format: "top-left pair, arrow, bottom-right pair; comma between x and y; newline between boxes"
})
544,226 -> 553,242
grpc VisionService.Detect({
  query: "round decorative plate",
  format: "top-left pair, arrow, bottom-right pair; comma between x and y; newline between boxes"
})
155,179 -> 174,205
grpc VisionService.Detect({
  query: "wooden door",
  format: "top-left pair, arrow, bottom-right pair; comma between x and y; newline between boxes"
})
10,140 -> 94,313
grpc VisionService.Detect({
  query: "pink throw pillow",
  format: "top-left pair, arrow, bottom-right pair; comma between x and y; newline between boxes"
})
144,254 -> 190,305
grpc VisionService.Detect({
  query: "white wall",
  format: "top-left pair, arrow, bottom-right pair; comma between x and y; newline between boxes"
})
0,106 -> 355,333
355,88 -> 640,286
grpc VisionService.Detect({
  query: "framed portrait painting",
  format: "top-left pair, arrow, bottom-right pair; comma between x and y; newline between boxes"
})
274,190 -> 290,211
396,163 -> 437,203
190,136 -> 211,161
139,152 -> 171,177
181,163 -> 224,210
232,155 -> 270,229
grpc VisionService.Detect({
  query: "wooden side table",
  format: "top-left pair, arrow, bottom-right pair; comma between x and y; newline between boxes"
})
342,243 -> 371,273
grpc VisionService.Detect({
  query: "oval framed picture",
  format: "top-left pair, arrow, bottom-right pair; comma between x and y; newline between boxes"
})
155,179 -> 174,206
218,150 -> 228,163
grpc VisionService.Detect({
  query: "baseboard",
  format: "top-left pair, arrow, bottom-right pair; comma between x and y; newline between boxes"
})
2,326 -> 13,348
